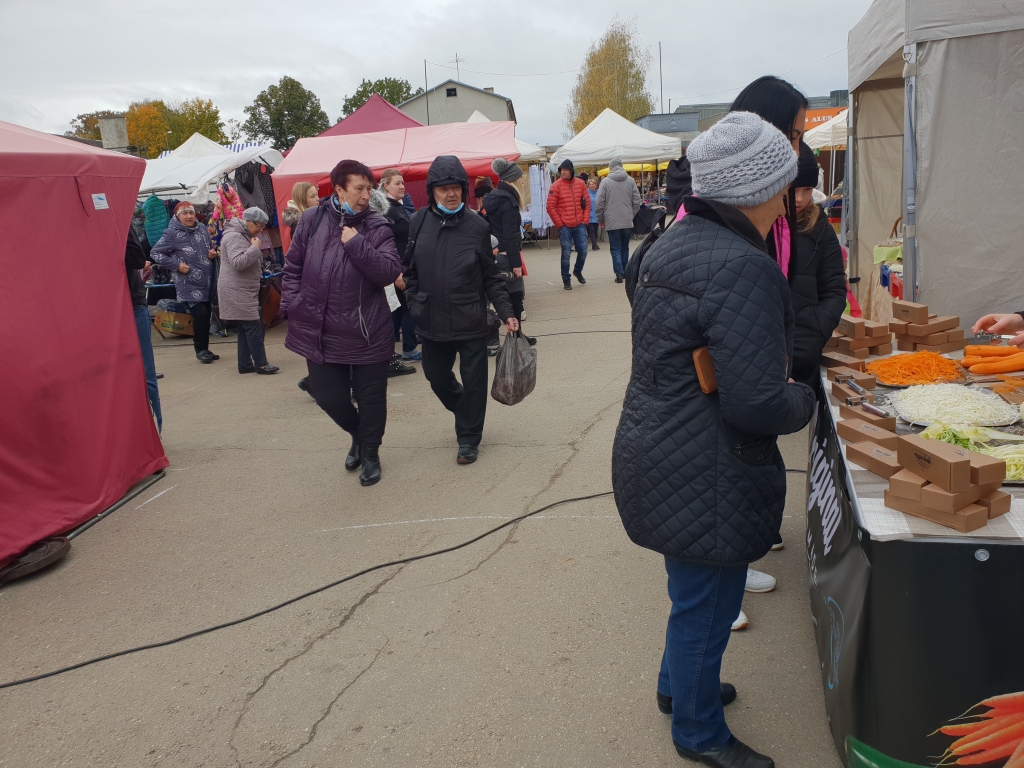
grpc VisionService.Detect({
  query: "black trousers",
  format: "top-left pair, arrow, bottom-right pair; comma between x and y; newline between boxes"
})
236,320 -> 268,368
586,222 -> 600,248
509,291 -> 525,324
187,301 -> 211,353
420,337 -> 489,447
306,359 -> 389,446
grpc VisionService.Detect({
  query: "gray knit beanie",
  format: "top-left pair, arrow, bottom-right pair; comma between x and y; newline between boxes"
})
492,157 -> 523,183
242,206 -> 269,225
687,112 -> 798,208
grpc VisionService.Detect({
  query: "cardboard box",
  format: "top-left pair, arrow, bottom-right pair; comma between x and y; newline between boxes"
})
832,382 -> 874,405
837,335 -> 876,352
838,315 -> 866,339
863,319 -> 891,338
849,347 -> 870,359
915,339 -> 969,354
915,331 -> 949,346
846,442 -> 901,478
920,481 -> 1000,513
906,316 -> 959,336
154,310 -> 194,337
889,319 -> 910,334
944,447 -> 1007,486
883,490 -> 989,532
826,330 -> 842,348
947,328 -> 965,342
897,337 -> 916,352
830,367 -> 877,389
889,469 -> 929,501
869,342 -> 894,356
978,490 -> 1011,519
822,352 -> 866,371
839,403 -> 897,431
897,434 -> 972,492
837,418 -> 899,450
892,300 -> 930,324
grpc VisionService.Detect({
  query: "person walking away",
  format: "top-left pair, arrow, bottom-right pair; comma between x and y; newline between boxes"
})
546,159 -> 590,290
612,112 -> 815,768
596,157 -> 642,284
220,207 -> 279,375
281,160 -> 402,486
377,168 -> 420,365
125,226 -> 162,432
281,182 -> 319,238
483,158 -> 535,346
586,178 -> 601,251
787,142 -> 847,389
404,155 -> 518,465
151,201 -> 220,364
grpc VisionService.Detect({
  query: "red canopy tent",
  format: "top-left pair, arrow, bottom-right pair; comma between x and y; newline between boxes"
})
318,94 -> 423,137
272,121 -> 519,249
0,122 -> 169,567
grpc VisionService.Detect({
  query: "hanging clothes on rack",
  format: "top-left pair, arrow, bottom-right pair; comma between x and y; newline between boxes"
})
234,161 -> 268,215
142,194 -> 169,245
256,164 -> 279,228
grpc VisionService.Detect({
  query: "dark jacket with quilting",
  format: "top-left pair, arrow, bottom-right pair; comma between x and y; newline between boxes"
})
482,182 -> 524,294
404,156 -> 513,342
612,196 -> 816,564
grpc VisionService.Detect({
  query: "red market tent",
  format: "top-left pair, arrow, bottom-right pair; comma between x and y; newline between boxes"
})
273,121 -> 519,249
319,94 -> 423,137
0,122 -> 169,567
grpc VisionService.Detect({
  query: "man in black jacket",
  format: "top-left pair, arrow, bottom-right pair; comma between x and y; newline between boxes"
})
126,227 -> 162,432
404,156 -> 518,464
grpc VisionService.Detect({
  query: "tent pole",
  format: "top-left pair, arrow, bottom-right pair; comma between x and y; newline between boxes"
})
902,44 -> 919,303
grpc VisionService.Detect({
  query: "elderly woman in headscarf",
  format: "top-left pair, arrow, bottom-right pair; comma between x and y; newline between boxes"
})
219,207 -> 279,374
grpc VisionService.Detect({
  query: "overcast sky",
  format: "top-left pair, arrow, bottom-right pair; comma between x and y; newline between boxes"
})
0,0 -> 874,147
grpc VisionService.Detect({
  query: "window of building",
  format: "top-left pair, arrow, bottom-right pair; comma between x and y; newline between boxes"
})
446,87 -> 457,97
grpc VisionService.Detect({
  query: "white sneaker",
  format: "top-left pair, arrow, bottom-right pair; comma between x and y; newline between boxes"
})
745,568 -> 777,593
731,610 -> 749,631
771,541 -> 785,551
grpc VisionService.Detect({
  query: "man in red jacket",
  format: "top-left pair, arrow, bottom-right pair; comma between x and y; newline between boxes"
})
546,159 -> 590,290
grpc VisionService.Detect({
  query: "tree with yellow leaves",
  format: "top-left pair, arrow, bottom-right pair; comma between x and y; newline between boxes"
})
167,98 -> 227,147
564,17 -> 655,138
126,100 -> 171,158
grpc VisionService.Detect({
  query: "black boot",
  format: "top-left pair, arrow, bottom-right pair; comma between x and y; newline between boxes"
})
359,445 -> 381,486
345,436 -> 361,471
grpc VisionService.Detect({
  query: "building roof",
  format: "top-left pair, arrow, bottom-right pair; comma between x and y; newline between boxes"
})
399,80 -> 516,123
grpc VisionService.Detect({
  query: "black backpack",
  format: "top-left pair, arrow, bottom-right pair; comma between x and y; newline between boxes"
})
624,212 -> 670,306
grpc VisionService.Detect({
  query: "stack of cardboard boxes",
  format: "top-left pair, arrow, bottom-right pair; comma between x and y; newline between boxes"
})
889,300 -> 967,354
822,316 -> 893,370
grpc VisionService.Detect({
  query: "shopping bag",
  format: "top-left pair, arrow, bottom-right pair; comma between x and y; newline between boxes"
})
490,331 -> 537,406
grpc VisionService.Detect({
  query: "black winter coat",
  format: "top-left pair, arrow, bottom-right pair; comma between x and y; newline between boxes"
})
613,197 -> 816,564
786,213 -> 848,385
482,182 -> 524,294
384,196 -> 411,257
125,227 -> 148,307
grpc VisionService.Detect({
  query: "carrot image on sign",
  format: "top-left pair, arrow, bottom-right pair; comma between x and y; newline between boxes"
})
935,692 -> 1024,766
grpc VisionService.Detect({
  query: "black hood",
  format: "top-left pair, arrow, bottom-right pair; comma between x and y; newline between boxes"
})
665,156 -> 692,219
426,155 -> 469,207
794,141 -> 819,189
558,158 -> 575,178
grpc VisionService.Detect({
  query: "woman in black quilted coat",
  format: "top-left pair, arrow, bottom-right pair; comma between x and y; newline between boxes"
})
612,112 -> 816,768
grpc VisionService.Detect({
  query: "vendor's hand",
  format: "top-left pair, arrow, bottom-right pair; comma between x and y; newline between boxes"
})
208,248 -> 218,259
394,275 -> 406,291
341,226 -> 358,244
506,317 -> 520,333
178,262 -> 190,274
513,267 -> 523,278
251,237 -> 261,247
973,313 -> 1024,347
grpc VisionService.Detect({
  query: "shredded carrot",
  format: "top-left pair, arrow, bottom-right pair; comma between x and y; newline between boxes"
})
864,351 -> 964,386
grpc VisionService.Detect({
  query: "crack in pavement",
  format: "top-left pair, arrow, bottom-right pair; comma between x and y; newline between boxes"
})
267,639 -> 391,768
227,568 -> 404,767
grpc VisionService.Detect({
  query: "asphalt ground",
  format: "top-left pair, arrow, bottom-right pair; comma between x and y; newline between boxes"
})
0,238 -> 841,767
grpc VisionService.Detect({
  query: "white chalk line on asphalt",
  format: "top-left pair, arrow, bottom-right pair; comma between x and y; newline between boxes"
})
319,514 -> 619,533
136,485 -> 177,509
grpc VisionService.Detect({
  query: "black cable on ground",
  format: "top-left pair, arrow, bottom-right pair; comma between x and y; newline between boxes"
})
0,491 -> 614,690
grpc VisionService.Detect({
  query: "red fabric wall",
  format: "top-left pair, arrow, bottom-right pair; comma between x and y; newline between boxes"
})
0,124 -> 169,565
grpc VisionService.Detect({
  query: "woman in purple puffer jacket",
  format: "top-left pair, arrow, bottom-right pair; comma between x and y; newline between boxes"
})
281,159 -> 402,487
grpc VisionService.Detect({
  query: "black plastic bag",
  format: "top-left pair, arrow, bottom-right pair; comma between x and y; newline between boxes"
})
490,331 -> 536,406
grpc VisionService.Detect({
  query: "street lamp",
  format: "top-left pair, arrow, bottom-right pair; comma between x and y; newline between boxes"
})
165,130 -> 173,152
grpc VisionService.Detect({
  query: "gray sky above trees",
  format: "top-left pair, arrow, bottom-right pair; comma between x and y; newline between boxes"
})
0,0 -> 872,147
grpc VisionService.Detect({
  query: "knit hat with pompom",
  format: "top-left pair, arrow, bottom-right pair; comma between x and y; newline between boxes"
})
492,157 -> 523,184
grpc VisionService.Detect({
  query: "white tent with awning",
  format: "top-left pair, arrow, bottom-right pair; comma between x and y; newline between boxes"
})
550,108 -> 681,167
465,110 -> 547,163
138,143 -> 276,203
804,109 -> 848,150
847,0 -> 1024,326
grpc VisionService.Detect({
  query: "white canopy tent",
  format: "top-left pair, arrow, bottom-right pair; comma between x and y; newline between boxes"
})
157,132 -> 285,167
804,109 -> 848,150
847,0 -> 1024,326
465,110 -> 547,163
550,109 -> 681,167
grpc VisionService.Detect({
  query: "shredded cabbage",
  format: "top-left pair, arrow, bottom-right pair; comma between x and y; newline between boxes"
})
889,384 -> 1020,426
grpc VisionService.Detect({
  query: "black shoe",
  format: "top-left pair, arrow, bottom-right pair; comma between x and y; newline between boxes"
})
298,377 -> 310,393
573,271 -> 587,284
156,373 -> 164,380
256,365 -> 279,375
674,736 -> 774,768
657,684 -> 736,715
345,437 -> 361,471
615,274 -> 624,283
388,358 -> 416,377
196,350 -> 216,364
563,282 -> 572,291
457,445 -> 478,464
238,365 -> 256,374
359,445 -> 381,486
592,245 -> 600,250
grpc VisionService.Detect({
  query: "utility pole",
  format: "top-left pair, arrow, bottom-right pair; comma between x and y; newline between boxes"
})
659,42 -> 664,113
424,59 -> 430,125
450,52 -> 465,81
668,98 -> 672,114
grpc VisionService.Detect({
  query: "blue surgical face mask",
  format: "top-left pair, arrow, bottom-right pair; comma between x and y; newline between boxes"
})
341,200 -> 355,214
437,202 -> 464,215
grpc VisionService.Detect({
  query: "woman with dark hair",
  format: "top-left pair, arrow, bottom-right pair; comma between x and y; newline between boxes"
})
281,159 -> 403,486
377,168 -> 420,363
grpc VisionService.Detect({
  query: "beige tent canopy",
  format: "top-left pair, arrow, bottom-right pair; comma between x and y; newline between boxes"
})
804,110 -> 847,150
465,110 -> 548,164
847,0 -> 1024,325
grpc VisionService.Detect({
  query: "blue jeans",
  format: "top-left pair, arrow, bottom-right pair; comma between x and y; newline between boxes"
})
607,228 -> 632,277
393,307 -> 418,353
133,304 -> 162,432
658,557 -> 747,752
558,224 -> 588,283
